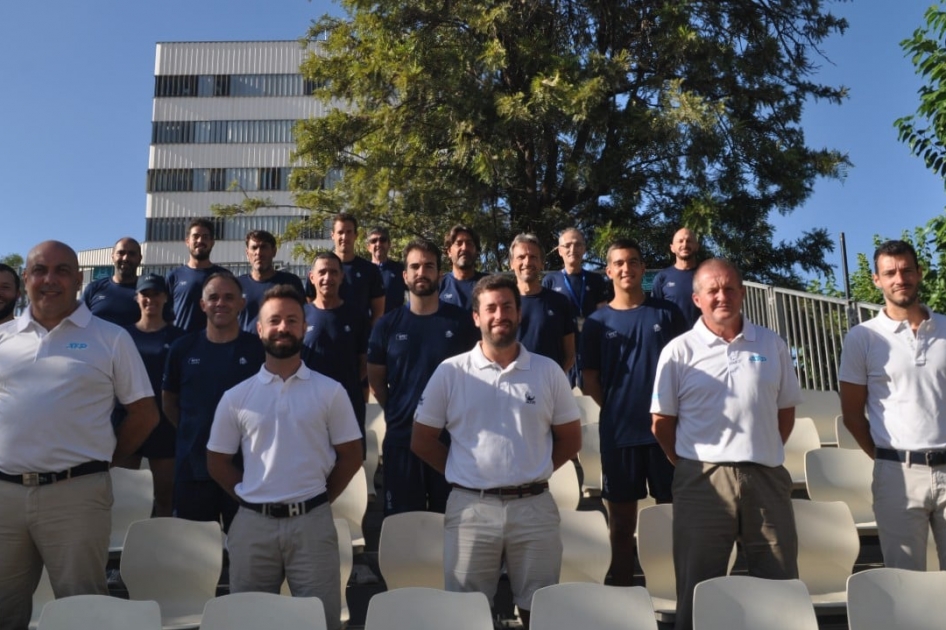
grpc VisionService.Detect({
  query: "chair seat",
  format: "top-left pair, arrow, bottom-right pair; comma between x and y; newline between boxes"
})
650,596 -> 676,614
161,615 -> 203,630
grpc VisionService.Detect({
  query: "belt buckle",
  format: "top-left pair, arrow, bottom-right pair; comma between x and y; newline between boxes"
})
22,473 -> 41,486
288,503 -> 302,517
261,504 -> 272,517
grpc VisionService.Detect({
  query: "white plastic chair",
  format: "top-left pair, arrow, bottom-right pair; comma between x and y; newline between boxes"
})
365,402 -> 386,452
120,518 -> 224,629
692,576 -> 818,630
784,416 -> 821,487
846,567 -> 946,630
109,467 -> 154,553
530,583 -> 658,630
792,498 -> 860,612
200,593 -> 326,630
378,511 -> 445,590
834,415 -> 861,450
37,595 -> 162,630
804,448 -> 876,534
331,466 -> 368,547
798,389 -> 841,446
575,395 -> 600,425
364,588 -> 492,630
559,510 -> 610,584
578,423 -> 602,495
549,460 -> 581,511
364,428 -> 380,497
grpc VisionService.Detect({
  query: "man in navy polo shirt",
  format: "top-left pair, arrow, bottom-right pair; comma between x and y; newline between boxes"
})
166,218 -> 230,333
331,213 -> 386,327
510,233 -> 576,372
163,272 -> 264,529
440,225 -> 487,312
237,229 -> 304,332
367,226 -> 406,314
81,237 -> 143,327
651,227 -> 701,327
581,238 -> 687,586
368,238 -> 477,515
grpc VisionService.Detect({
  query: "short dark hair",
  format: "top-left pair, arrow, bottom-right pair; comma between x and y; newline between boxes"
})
245,230 -> 277,248
113,236 -> 141,251
606,238 -> 642,262
200,271 -> 241,294
403,239 -> 442,271
0,263 -> 20,294
509,233 -> 544,262
472,274 -> 520,312
260,284 -> 306,313
187,218 -> 215,239
367,226 -> 390,240
332,212 -> 358,232
874,239 -> 920,271
312,250 -> 343,271
444,225 -> 481,252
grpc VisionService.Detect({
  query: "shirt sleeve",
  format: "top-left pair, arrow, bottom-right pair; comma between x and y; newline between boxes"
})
367,319 -> 387,365
650,341 -> 681,416
111,327 -> 156,405
651,272 -> 665,300
580,315 -> 602,370
162,336 -> 184,394
549,364 -> 581,425
326,382 -> 364,445
413,362 -> 450,430
206,389 -> 242,455
838,326 -> 868,386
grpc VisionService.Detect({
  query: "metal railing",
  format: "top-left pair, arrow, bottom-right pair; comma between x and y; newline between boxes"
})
743,281 -> 882,392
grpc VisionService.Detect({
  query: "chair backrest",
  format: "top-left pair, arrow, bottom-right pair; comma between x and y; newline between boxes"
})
37,595 -> 162,630
692,576 -> 818,630
834,415 -> 860,450
792,499 -> 860,600
797,389 -> 841,445
331,466 -> 368,546
29,567 -> 54,630
364,428 -> 380,497
109,467 -> 154,552
378,511 -> 445,590
783,417 -> 821,485
548,460 -> 581,511
201,593 -> 326,630
846,568 -> 946,630
559,510 -> 611,584
364,588 -> 492,630
574,395 -> 600,425
365,402 -> 386,447
530,583 -> 658,630
578,423 -> 602,493
804,449 -> 874,526
120,517 -> 223,626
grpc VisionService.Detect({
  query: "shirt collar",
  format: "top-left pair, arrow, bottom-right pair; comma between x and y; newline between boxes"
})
693,314 -> 756,345
875,304 -> 933,333
17,301 -> 91,333
255,362 -> 311,383
470,341 -> 532,371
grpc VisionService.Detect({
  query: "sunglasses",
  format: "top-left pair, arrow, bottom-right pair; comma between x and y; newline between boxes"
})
368,237 -> 389,244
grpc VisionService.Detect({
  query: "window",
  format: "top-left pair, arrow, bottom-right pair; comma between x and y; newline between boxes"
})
154,74 -> 308,97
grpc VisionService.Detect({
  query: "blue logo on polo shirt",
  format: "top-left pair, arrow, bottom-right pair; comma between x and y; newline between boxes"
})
749,354 -> 767,362
396,333 -> 408,341
525,393 -> 536,405
443,293 -> 454,299
67,342 -> 88,350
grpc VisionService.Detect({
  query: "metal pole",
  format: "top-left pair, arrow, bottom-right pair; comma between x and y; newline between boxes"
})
840,232 -> 851,301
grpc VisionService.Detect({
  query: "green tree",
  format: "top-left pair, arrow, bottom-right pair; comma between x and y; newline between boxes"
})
0,254 -> 23,270
278,0 -> 851,283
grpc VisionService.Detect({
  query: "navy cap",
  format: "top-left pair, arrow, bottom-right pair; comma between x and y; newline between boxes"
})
136,274 -> 167,294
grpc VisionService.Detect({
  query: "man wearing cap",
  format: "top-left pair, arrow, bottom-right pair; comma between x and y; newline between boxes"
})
0,240 -> 158,630
81,236 -> 143,327
208,285 -> 362,630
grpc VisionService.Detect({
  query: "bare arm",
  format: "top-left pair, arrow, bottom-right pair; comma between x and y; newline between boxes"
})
652,413 -> 679,466
840,381 -> 875,458
551,420 -> 582,470
113,397 -> 160,464
162,391 -> 180,428
561,333 -> 576,373
777,407 -> 795,444
581,368 -> 604,407
367,364 -> 388,407
369,296 -> 385,328
207,450 -> 243,501
411,422 -> 449,475
327,440 -> 364,503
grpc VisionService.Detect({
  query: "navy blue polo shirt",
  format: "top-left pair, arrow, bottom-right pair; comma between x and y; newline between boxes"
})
439,271 -> 488,311
302,302 -> 369,428
542,269 -> 609,318
581,298 -> 687,448
650,266 -> 700,328
162,330 -> 264,480
341,256 -> 385,320
238,270 -> 305,332
377,260 -> 407,313
165,265 -> 230,334
517,288 -> 577,368
125,324 -> 186,421
81,277 -> 140,327
367,302 -> 477,445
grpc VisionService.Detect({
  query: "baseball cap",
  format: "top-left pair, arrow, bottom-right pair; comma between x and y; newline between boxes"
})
136,274 -> 167,294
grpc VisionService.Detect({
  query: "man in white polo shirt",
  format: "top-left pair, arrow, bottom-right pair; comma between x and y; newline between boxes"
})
650,258 -> 802,630
0,241 -> 158,630
207,285 -> 363,630
839,239 -> 946,570
412,274 -> 582,629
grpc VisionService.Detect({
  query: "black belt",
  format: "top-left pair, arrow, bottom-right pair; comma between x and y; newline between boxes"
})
0,461 -> 110,487
876,447 -> 946,467
241,492 -> 328,518
452,482 -> 549,498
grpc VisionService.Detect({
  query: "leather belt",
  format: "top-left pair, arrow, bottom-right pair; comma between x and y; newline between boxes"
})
452,482 -> 549,498
876,447 -> 946,467
0,461 -> 110,487
241,492 -> 328,518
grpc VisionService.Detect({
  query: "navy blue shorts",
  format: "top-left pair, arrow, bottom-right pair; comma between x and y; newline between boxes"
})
382,439 -> 451,516
601,443 -> 674,503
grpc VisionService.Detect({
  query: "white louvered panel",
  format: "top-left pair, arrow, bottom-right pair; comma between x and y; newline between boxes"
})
151,96 -> 326,122
149,144 -> 296,169
155,41 -> 318,75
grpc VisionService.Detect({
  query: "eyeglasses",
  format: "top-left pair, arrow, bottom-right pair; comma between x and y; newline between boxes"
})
368,237 -> 389,244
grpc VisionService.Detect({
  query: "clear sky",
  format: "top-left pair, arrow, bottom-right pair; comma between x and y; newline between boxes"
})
1,0 -> 943,287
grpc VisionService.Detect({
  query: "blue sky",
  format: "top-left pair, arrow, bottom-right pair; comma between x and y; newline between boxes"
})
1,0 -> 943,286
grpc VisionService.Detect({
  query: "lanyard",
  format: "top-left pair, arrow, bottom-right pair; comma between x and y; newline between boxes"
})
561,270 -> 585,312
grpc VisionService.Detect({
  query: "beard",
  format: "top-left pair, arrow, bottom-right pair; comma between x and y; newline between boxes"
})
409,277 -> 437,297
0,299 -> 15,321
263,333 -> 303,359
482,322 -> 518,348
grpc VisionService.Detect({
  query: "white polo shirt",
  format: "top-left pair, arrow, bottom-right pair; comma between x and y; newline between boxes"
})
839,306 -> 946,451
0,304 -> 154,473
650,317 -> 802,467
415,343 -> 580,489
207,363 -> 362,504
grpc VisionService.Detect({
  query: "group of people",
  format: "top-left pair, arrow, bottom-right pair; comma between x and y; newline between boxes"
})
0,215 -> 941,630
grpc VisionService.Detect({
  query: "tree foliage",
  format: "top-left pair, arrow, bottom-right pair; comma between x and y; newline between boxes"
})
0,253 -> 23,270
287,0 -> 849,285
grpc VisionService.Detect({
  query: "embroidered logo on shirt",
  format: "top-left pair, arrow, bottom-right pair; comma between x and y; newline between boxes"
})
92,295 -> 107,302
67,343 -> 88,350
666,282 -> 675,287
526,393 -> 536,405
418,395 -> 424,406
553,287 -> 563,292
344,325 -> 351,332
547,310 -> 554,316
178,281 -> 187,286
356,272 -> 362,278
443,293 -> 454,299
445,330 -> 454,338
606,331 -> 618,339
396,333 -> 409,341
239,357 -> 247,365
749,354 -> 767,362
188,358 -> 200,365
653,324 -> 662,333
307,326 -> 314,333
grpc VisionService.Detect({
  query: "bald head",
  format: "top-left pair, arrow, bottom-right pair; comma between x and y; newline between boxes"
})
27,241 -> 78,270
24,241 -> 82,330
671,228 -> 699,268
112,237 -> 142,282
